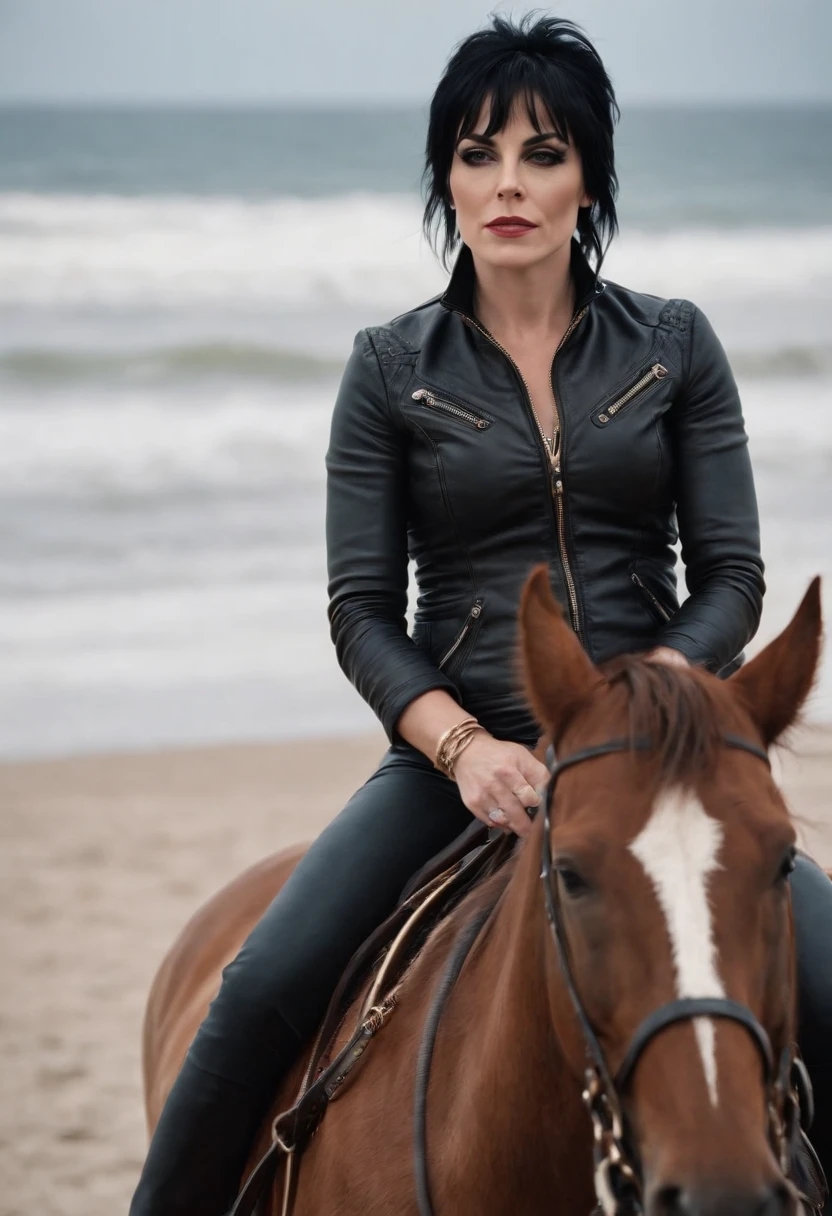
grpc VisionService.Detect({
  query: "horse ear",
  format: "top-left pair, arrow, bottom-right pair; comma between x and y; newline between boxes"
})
518,563 -> 599,740
731,576 -> 823,745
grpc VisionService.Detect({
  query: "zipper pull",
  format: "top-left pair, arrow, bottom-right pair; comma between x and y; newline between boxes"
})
631,570 -> 672,621
596,363 -> 669,425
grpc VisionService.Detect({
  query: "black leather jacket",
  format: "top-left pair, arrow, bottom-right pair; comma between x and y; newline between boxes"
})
325,236 -> 765,746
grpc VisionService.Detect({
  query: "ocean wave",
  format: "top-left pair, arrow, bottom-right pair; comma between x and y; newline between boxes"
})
1,192 -> 831,312
0,343 -> 345,385
3,338 -> 831,388
0,388 -> 335,496
0,191 -> 444,309
731,345 -> 832,379
1,377 -> 830,500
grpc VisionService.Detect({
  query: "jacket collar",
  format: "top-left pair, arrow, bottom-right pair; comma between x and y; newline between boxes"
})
439,234 -> 604,321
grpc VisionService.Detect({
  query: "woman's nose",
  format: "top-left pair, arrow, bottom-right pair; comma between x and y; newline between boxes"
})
496,162 -> 523,198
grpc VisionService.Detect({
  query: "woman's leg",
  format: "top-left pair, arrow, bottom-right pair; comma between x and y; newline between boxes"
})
790,853 -> 832,1202
130,741 -> 471,1215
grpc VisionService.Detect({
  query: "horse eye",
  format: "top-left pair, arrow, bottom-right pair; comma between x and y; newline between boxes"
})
556,865 -> 591,898
776,846 -> 797,884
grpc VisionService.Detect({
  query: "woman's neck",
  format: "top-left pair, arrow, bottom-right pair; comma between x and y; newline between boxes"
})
472,241 -> 576,344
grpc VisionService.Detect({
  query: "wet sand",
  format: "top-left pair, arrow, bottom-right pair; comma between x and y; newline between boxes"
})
1,726 -> 830,1215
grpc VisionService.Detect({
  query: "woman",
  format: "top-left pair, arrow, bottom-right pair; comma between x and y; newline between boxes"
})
131,14 -> 832,1213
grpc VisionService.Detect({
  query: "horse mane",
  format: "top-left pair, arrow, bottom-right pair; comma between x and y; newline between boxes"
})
597,653 -> 725,790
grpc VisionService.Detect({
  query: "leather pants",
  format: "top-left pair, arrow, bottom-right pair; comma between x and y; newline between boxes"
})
130,740 -> 832,1213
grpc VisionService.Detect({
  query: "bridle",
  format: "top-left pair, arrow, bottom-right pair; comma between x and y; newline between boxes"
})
540,732 -> 811,1215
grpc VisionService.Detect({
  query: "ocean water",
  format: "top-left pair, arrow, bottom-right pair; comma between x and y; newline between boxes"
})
1,105 -> 831,758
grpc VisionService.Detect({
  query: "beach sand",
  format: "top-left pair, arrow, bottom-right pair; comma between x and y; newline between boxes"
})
1,725 -> 831,1215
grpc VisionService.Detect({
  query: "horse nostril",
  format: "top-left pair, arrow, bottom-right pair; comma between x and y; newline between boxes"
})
652,1185 -> 688,1215
759,1182 -> 793,1215
650,1183 -> 792,1216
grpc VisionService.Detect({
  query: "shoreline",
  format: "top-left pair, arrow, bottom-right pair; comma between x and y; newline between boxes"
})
1,725 -> 830,1214
3,715 -> 831,768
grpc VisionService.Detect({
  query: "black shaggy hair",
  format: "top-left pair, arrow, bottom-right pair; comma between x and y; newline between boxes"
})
423,12 -> 620,273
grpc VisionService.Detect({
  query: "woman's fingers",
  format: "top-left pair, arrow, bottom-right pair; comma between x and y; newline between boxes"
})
644,645 -> 689,669
517,749 -> 551,792
511,779 -> 541,810
453,735 -> 553,838
486,778 -> 534,836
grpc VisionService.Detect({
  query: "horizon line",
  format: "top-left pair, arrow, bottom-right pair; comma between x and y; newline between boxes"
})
1,96 -> 831,111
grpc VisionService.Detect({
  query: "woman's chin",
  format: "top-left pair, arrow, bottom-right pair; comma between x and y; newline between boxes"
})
470,241 -> 552,270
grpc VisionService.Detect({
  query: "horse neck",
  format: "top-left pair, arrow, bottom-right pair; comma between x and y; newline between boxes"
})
436,823 -> 591,1202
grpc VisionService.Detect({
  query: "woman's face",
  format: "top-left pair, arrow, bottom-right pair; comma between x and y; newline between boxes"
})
448,96 -> 592,271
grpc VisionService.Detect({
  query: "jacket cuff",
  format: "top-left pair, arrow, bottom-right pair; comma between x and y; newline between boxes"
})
380,671 -> 462,747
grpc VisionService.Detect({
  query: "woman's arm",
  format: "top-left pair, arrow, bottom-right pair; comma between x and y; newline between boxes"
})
653,302 -> 766,672
325,328 -> 463,744
325,328 -> 549,833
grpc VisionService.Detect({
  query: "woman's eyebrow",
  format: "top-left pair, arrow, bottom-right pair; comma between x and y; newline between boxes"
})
456,130 -> 567,147
523,131 -> 567,146
456,132 -> 495,146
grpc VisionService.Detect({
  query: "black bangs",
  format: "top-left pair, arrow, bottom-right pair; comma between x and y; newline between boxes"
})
423,13 -> 620,273
455,65 -> 569,149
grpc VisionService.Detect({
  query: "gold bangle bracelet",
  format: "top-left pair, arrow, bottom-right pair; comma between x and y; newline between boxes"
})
434,716 -> 479,777
445,726 -> 483,777
436,719 -> 483,778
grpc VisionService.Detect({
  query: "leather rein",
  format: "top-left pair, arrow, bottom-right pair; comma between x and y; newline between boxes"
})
537,731 -> 809,1215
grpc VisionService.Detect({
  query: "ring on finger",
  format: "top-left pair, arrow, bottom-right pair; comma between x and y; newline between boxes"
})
488,808 -> 507,823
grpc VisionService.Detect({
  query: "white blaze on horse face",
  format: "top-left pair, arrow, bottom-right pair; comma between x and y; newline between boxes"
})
629,789 -> 725,1107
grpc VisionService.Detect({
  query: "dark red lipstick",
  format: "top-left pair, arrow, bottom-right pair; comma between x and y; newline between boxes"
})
485,215 -> 538,238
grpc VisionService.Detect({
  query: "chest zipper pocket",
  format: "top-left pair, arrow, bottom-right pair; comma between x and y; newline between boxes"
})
593,363 -> 668,427
631,571 -> 673,623
438,598 -> 485,671
412,388 -> 492,432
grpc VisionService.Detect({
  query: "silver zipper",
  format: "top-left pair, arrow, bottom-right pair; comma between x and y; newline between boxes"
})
597,363 -> 668,425
438,598 -> 484,669
464,308 -> 589,638
412,389 -> 491,430
631,571 -> 672,622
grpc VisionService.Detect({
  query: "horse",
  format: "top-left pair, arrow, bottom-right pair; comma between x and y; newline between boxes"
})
141,564 -> 824,1215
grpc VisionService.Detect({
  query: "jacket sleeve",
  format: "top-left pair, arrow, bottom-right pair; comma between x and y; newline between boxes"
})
654,302 -> 766,672
325,328 -> 460,742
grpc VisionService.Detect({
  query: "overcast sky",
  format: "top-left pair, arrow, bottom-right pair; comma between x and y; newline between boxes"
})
0,0 -> 829,105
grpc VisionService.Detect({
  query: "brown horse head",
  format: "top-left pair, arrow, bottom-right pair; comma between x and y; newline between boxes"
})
519,566 -> 823,1216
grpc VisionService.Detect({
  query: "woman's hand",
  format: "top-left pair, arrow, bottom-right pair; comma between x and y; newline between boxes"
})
452,733 -> 550,838
644,645 -> 690,669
